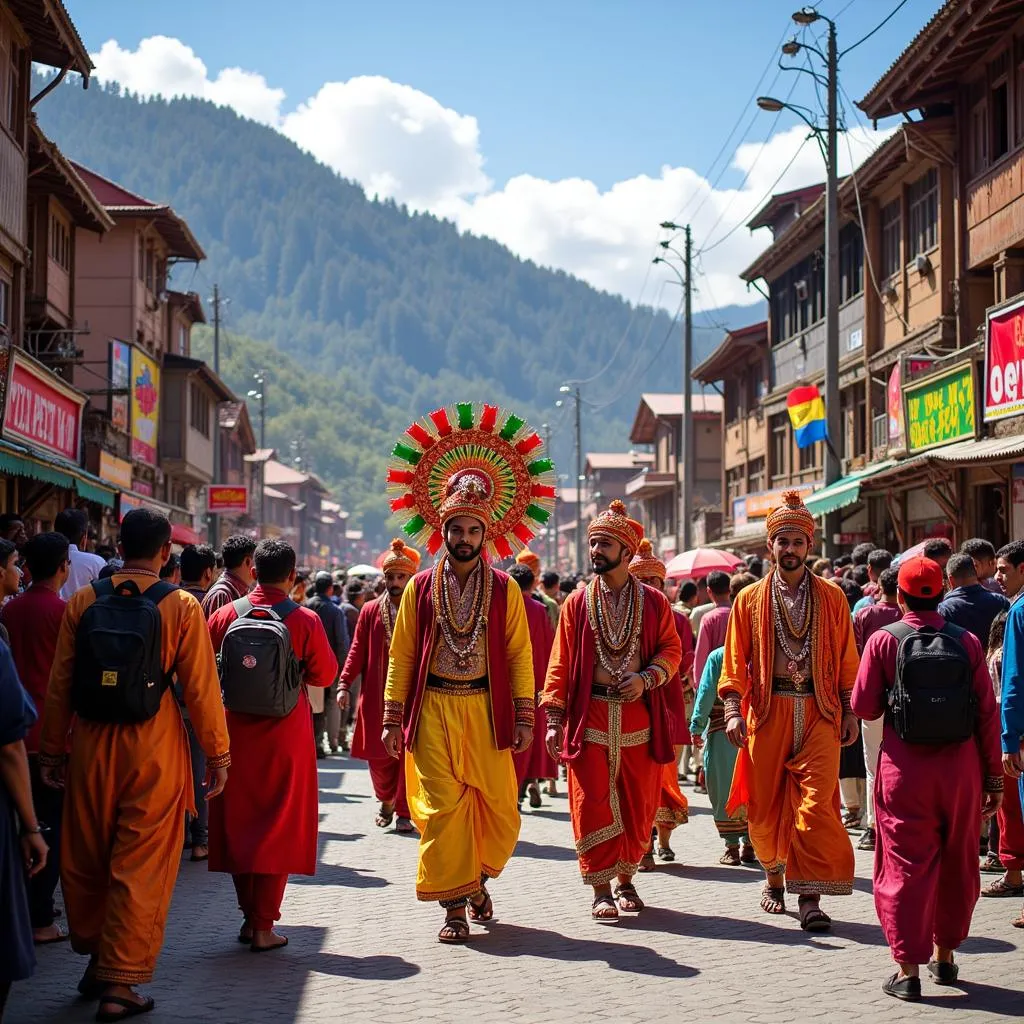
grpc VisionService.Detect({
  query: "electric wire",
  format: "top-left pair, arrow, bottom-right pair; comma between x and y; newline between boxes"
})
840,0 -> 911,57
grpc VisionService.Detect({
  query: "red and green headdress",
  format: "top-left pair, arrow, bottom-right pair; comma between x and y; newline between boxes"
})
386,403 -> 556,560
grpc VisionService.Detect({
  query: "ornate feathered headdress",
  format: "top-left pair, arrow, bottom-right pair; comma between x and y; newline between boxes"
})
386,404 -> 556,560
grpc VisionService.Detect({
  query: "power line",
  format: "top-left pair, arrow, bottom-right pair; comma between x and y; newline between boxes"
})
840,0 -> 911,58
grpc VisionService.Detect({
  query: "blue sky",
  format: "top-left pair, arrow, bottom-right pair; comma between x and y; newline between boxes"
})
70,1 -> 942,309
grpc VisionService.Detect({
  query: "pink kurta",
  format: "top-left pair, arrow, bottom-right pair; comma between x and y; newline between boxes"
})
693,604 -> 729,691
852,611 -> 1003,964
514,593 -> 557,786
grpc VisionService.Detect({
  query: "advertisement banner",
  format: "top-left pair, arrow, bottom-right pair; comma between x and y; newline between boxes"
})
207,485 -> 248,514
904,362 -> 976,453
109,340 -> 131,433
985,296 -> 1024,422
888,357 -> 936,447
3,350 -> 85,462
130,348 -> 160,465
745,484 -> 816,519
98,451 -> 133,490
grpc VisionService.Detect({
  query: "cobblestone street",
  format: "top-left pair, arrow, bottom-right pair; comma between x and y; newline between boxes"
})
8,756 -> 1022,1024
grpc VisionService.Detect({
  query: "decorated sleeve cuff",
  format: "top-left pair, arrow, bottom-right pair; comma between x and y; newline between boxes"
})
840,689 -> 853,714
646,657 -> 674,688
541,698 -> 565,726
513,697 -> 535,728
207,750 -> 231,770
37,751 -> 66,768
723,693 -> 742,721
984,775 -> 1005,794
382,700 -> 404,728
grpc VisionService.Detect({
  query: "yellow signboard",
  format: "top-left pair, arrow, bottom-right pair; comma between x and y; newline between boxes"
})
130,348 -> 160,465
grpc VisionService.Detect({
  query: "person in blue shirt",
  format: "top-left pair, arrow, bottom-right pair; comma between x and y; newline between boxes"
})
938,552 -> 1009,648
853,549 -> 894,613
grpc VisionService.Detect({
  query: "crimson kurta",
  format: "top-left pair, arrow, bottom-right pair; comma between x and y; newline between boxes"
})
514,592 -> 557,787
852,611 -> 1003,964
340,595 -> 409,818
207,585 -> 338,875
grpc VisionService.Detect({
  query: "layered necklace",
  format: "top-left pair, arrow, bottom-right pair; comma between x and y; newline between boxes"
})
378,592 -> 397,649
586,575 -> 644,681
432,555 -> 491,670
772,569 -> 812,684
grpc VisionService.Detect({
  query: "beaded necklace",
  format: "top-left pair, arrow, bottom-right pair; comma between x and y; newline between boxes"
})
432,555 -> 491,670
378,592 -> 397,649
772,570 -> 812,684
586,575 -> 644,681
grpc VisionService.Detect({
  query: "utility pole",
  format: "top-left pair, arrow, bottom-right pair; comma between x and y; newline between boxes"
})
822,17 -> 841,555
248,370 -> 266,538
542,421 -> 554,570
574,387 -> 583,573
208,283 -> 222,551
682,225 -> 694,552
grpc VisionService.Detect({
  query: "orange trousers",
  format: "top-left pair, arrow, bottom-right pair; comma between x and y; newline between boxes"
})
61,712 -> 191,985
653,749 -> 688,832
568,696 -> 659,886
745,694 -> 853,896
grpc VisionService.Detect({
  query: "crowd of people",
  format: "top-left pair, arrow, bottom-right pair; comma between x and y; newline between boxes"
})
0,483 -> 1022,1017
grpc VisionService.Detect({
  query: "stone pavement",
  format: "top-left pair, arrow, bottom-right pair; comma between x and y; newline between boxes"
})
8,757 -> 1023,1024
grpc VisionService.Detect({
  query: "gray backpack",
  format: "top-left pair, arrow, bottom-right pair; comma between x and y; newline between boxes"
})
218,598 -> 303,717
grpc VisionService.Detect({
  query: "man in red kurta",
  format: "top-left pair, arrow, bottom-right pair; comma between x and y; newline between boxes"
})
207,539 -> 337,952
508,563 -> 557,807
339,539 -> 419,833
852,556 -> 1003,1001
542,502 -> 682,922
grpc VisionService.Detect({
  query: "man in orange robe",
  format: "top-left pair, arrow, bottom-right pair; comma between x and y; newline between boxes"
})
720,491 -> 860,931
339,539 -> 420,832
39,510 -> 230,1019
542,502 -> 682,922
628,539 -> 691,867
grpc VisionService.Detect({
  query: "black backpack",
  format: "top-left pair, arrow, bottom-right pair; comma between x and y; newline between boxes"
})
71,578 -> 177,724
218,598 -> 303,717
880,621 -> 975,744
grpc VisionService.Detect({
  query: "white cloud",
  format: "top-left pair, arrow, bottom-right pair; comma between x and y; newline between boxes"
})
90,36 -> 895,312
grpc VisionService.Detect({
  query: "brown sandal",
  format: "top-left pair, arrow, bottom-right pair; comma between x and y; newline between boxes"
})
468,887 -> 493,922
591,894 -> 619,923
438,917 -> 470,944
798,897 -> 832,932
614,883 -> 645,912
981,877 -> 1024,898
760,884 -> 785,914
720,847 -> 741,866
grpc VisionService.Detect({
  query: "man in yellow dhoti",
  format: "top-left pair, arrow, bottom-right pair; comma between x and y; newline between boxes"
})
381,403 -> 554,944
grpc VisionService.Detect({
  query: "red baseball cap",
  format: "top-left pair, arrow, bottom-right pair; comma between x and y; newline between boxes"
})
898,555 -> 944,599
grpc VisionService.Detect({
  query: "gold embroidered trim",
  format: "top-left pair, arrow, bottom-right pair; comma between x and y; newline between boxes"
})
581,859 -> 641,886
715,819 -> 749,835
792,695 -> 806,757
761,859 -> 786,875
654,805 -> 688,826
36,751 -> 65,768
582,727 -> 651,747
786,879 -> 853,896
94,967 -> 153,985
207,751 -> 231,770
514,696 -> 535,726
416,879 -> 485,903
984,776 -> 1005,793
382,699 -> 404,726
575,700 -> 628,856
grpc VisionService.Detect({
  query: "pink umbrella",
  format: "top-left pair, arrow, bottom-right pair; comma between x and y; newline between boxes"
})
665,547 -> 744,580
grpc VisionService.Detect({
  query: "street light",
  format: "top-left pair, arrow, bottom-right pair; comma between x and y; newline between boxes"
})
247,370 -> 267,537
559,384 -> 584,573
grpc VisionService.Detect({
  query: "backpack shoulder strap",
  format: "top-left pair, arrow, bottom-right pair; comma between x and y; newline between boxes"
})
141,580 -> 177,607
91,577 -> 115,599
880,621 -> 915,642
939,621 -> 968,642
271,599 -> 300,620
231,597 -> 254,618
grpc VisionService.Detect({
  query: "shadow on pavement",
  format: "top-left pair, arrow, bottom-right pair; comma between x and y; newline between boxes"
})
468,921 -> 699,978
522,808 -> 571,822
513,839 -> 579,862
292,863 -> 389,888
656,862 -> 764,884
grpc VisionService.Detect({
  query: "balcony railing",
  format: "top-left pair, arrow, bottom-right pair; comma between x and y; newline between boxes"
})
871,413 -> 888,454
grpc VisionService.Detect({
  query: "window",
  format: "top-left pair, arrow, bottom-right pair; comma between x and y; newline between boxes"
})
49,215 -> 70,271
770,414 -> 789,483
990,52 -> 1010,162
725,379 -> 741,424
880,200 -> 901,279
726,466 -> 744,506
769,252 -> 825,344
0,276 -> 9,328
798,440 -> 817,472
744,361 -> 762,413
908,168 -> 938,259
854,391 -> 867,459
178,323 -> 187,355
145,248 -> 154,292
747,457 -> 765,495
138,236 -> 145,281
189,382 -> 210,437
839,222 -> 864,303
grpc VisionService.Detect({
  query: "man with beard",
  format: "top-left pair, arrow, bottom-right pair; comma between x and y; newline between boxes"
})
383,478 -> 535,944
541,502 -> 682,922
339,540 -> 420,833
721,491 -> 860,931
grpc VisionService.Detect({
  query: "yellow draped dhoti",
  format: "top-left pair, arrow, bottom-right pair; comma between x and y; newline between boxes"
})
405,689 -> 520,903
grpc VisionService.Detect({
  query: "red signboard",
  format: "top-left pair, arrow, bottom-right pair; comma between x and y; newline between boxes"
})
985,296 -> 1024,422
3,351 -> 85,462
208,485 -> 248,514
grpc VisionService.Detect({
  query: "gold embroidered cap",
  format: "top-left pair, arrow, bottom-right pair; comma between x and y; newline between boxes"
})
438,475 -> 494,530
381,538 -> 421,575
766,489 -> 816,542
628,538 -> 666,582
588,499 -> 644,556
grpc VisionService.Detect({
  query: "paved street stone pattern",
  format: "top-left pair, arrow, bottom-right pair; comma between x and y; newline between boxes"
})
9,757 -> 1022,1024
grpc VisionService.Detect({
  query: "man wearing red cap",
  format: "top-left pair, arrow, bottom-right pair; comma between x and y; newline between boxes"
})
339,539 -> 420,833
853,555 -> 1003,1001
720,491 -> 860,931
383,479 -> 535,944
541,501 -> 682,922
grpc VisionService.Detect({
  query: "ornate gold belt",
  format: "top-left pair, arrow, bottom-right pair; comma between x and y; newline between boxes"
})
772,676 -> 814,696
427,674 -> 488,693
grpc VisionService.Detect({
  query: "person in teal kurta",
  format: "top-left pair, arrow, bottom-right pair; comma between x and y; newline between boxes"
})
690,647 -> 753,865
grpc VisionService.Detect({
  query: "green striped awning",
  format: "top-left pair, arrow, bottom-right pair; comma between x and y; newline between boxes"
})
0,441 -> 115,508
804,460 -> 898,517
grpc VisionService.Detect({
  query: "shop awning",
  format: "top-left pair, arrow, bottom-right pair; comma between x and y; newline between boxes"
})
804,460 -> 899,518
0,440 -> 115,508
170,523 -> 202,546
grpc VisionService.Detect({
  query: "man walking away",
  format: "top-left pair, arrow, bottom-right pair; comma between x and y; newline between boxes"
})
180,545 -> 217,603
338,581 -> 366,750
38,509 -> 230,1019
939,553 -> 1009,648
207,540 -> 337,952
202,535 -> 256,619
0,532 -> 68,943
55,508 -> 105,601
922,537 -> 953,576
306,572 -> 350,755
693,571 -> 732,693
963,538 -> 1002,594
853,556 -> 1003,1001
854,550 -> 893,612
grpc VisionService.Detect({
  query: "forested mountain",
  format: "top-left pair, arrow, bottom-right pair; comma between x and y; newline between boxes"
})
37,78 -> 763,538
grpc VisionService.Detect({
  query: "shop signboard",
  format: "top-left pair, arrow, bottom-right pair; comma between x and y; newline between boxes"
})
985,296 -> 1024,422
744,483 -> 816,519
3,349 -> 85,462
887,356 -> 936,447
109,340 -> 131,433
98,451 -> 133,490
903,362 -> 976,453
118,492 -> 146,522
130,347 -> 160,465
207,485 -> 248,514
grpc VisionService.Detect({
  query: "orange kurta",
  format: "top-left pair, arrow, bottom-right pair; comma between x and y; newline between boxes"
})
719,570 -> 858,895
39,571 -> 230,986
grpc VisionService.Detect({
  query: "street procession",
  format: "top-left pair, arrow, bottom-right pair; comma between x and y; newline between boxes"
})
1,1 -> 1024,1021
